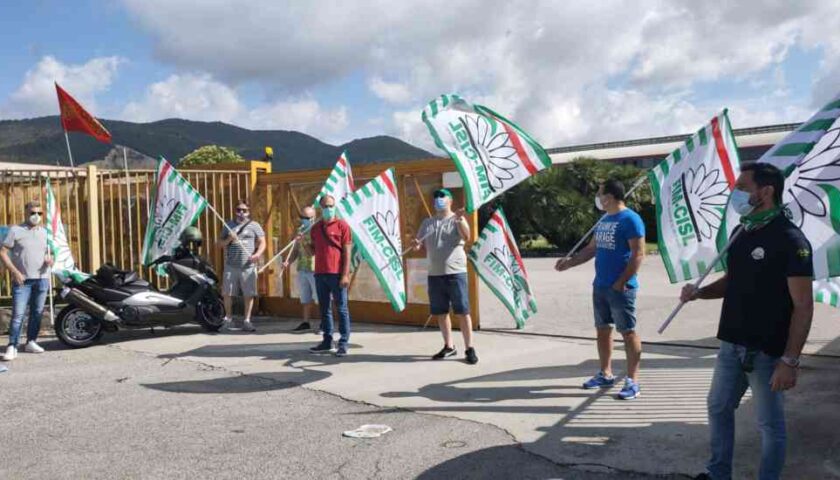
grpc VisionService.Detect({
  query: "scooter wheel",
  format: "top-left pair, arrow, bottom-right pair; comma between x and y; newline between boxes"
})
196,294 -> 225,332
56,305 -> 104,348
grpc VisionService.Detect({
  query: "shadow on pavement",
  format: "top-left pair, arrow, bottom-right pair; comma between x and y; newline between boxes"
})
143,368 -> 332,394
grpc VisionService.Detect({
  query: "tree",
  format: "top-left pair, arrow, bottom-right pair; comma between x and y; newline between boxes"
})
497,157 -> 654,251
179,145 -> 245,167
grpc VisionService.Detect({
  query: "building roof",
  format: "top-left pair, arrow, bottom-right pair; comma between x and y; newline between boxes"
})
547,123 -> 800,164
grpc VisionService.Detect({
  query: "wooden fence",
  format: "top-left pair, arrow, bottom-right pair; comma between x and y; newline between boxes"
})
0,162 -> 271,301
255,157 -> 481,328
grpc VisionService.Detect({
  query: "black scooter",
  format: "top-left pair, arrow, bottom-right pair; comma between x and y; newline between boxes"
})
55,248 -> 225,348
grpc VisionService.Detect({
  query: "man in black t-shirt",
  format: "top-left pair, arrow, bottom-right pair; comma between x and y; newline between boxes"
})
681,163 -> 813,480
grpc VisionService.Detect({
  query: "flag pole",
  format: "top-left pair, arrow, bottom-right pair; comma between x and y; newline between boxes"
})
560,174 -> 650,261
401,215 -> 461,256
48,267 -> 55,327
204,202 -> 253,253
63,131 -> 75,168
258,237 -> 299,274
657,227 -> 744,334
259,223 -> 314,274
123,147 -> 135,270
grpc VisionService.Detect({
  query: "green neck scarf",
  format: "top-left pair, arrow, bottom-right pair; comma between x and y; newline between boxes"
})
740,205 -> 783,231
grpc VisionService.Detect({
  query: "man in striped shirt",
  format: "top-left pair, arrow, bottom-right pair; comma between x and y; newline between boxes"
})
217,200 -> 265,332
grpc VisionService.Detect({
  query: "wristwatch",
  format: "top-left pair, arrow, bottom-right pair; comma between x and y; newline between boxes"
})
780,356 -> 801,368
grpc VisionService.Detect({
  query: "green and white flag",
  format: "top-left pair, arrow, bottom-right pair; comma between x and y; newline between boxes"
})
45,180 -> 89,284
337,168 -> 406,312
422,94 -> 552,212
314,151 -> 362,271
717,92 -> 840,306
142,157 -> 208,269
814,278 -> 840,307
315,150 -> 355,207
649,111 -> 741,283
468,208 -> 536,328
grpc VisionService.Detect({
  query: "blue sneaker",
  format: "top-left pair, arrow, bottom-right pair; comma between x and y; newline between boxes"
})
617,378 -> 641,400
582,371 -> 616,389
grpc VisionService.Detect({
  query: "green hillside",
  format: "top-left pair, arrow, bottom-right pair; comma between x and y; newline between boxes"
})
0,116 -> 434,171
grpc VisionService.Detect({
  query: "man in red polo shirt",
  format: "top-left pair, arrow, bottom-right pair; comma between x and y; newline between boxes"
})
306,194 -> 353,357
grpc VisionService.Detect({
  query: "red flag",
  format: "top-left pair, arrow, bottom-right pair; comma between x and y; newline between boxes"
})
55,83 -> 112,144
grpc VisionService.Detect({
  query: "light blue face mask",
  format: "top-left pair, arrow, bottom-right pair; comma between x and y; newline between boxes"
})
300,218 -> 312,228
322,206 -> 336,220
434,197 -> 448,211
729,188 -> 754,215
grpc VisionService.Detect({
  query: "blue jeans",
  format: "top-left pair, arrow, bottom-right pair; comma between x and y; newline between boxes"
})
592,287 -> 637,333
706,341 -> 786,480
315,274 -> 350,347
9,278 -> 49,346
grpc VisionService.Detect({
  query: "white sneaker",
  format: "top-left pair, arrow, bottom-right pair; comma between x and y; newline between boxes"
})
3,345 -> 17,361
242,320 -> 256,332
25,341 -> 45,354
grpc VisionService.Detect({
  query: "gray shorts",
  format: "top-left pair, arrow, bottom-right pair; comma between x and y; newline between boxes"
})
297,270 -> 317,304
222,265 -> 258,297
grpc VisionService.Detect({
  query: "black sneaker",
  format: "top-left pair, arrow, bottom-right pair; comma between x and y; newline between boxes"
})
309,341 -> 335,354
335,345 -> 348,357
465,347 -> 478,365
293,322 -> 311,332
693,474 -> 712,480
432,346 -> 457,360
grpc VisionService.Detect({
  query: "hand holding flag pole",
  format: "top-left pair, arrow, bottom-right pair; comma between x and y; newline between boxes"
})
258,223 -> 315,274
402,210 -> 464,256
657,227 -> 744,334
204,203 -> 252,254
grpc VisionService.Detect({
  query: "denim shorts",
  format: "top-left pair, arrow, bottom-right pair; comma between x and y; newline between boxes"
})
592,286 -> 637,333
297,270 -> 317,304
428,273 -> 470,315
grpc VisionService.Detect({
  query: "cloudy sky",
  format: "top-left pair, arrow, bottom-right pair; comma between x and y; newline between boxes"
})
1,0 -> 839,149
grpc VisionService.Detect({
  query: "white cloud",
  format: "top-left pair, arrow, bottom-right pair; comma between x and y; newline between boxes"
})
122,73 -> 349,141
368,77 -> 412,104
122,73 -> 242,122
246,99 -> 349,138
121,0 -> 840,148
2,55 -> 122,118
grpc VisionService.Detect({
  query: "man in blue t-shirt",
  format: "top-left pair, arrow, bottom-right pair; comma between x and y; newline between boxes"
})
556,179 -> 646,400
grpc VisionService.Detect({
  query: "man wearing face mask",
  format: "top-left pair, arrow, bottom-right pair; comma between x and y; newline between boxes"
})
1,201 -> 53,361
681,163 -> 813,480
555,179 -> 646,400
285,206 -> 318,332
413,189 -> 476,364
217,200 -> 266,332
306,195 -> 353,356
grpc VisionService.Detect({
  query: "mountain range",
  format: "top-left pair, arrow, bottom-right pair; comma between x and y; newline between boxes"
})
0,116 -> 435,171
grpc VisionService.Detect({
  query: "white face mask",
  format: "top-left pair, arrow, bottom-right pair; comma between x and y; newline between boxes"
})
28,213 -> 42,225
594,195 -> 605,211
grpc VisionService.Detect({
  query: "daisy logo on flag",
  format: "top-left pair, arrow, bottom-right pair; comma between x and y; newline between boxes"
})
362,209 -> 403,277
782,125 -> 840,229
422,94 -> 551,212
454,115 -> 520,193
337,168 -> 406,312
678,163 -> 731,242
